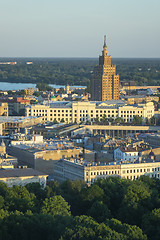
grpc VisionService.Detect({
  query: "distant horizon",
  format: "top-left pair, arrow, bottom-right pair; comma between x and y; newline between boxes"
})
0,57 -> 160,60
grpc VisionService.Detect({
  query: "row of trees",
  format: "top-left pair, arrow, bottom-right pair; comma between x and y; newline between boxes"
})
93,115 -> 160,126
93,115 -> 143,125
0,176 -> 160,239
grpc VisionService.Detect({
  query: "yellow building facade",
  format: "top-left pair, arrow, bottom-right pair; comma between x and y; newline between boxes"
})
26,101 -> 154,123
0,103 -> 8,116
90,36 -> 119,101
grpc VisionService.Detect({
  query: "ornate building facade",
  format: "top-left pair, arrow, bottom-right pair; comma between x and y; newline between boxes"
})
91,36 -> 119,101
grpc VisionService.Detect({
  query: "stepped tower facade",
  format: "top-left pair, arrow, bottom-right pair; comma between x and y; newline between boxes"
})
91,36 -> 119,101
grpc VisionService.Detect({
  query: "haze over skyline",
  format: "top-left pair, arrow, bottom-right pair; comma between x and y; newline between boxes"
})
1,0 -> 160,58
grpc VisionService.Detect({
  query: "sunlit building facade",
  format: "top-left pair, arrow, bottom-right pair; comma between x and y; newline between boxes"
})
90,36 -> 119,101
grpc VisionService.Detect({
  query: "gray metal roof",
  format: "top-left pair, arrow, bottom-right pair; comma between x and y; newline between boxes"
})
0,168 -> 48,178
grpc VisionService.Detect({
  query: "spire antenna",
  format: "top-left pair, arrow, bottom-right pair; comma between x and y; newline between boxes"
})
104,35 -> 107,48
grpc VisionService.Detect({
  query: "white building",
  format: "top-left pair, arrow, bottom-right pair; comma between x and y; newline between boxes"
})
26,101 -> 154,124
0,168 -> 48,187
114,147 -> 139,162
54,158 -> 160,184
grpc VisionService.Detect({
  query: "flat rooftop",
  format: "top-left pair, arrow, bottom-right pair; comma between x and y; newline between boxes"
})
11,139 -> 79,153
0,168 -> 48,178
0,116 -> 41,123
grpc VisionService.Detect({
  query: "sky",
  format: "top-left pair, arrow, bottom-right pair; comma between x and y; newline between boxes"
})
0,0 -> 160,58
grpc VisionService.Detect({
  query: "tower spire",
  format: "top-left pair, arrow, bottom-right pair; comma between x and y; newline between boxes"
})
104,35 -> 107,49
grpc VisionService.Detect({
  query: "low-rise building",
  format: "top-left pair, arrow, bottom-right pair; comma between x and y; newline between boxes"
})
54,158 -> 160,184
114,145 -> 160,162
0,97 -> 30,115
114,146 -> 140,162
0,168 -> 48,187
0,140 -> 17,168
0,116 -> 43,136
146,133 -> 160,147
0,103 -> 8,116
8,137 -> 83,175
26,100 -> 154,124
24,88 -> 38,95
121,95 -> 159,104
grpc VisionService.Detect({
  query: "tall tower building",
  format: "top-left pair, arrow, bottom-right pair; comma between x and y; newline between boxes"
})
90,36 -> 119,101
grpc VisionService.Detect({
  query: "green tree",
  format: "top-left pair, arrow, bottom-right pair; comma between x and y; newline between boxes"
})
115,117 -> 124,124
57,87 -> 65,94
33,91 -> 41,97
95,177 -> 127,218
108,117 -> 114,123
87,200 -> 111,222
118,181 -> 151,225
41,195 -> 71,216
60,180 -> 85,215
62,215 -> 147,240
142,208 -> 160,240
6,185 -> 36,213
94,117 -> 99,123
53,119 -> 58,124
101,114 -> 108,123
133,115 -> 143,125
105,218 -> 147,240
150,116 -> 156,125
36,82 -> 53,91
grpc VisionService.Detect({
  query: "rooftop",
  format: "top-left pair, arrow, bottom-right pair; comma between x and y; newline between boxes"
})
0,168 -> 48,178
11,139 -> 79,153
58,157 -> 160,167
0,116 -> 41,123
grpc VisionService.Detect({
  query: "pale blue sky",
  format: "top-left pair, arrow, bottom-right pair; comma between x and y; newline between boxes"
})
0,0 -> 160,58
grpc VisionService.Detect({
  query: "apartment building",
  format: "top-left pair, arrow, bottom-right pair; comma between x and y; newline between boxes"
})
26,101 -> 154,124
24,88 -> 38,95
0,168 -> 48,187
121,95 -> 159,104
0,97 -> 30,115
54,158 -> 160,184
0,103 -> 8,116
8,137 -> 83,175
0,116 -> 43,135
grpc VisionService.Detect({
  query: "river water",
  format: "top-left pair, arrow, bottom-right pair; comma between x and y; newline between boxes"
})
0,82 -> 86,91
